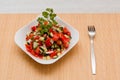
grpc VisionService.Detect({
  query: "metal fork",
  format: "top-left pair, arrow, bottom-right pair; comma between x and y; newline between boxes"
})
88,26 -> 96,75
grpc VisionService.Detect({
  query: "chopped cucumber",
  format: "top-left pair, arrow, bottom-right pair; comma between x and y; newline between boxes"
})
51,44 -> 54,48
40,48 -> 44,53
50,32 -> 53,37
46,56 -> 51,60
40,37 -> 45,41
33,32 -> 36,35
54,44 -> 59,48
56,28 -> 62,32
57,48 -> 60,52
40,46 -> 47,52
35,40 -> 39,42
59,27 -> 63,30
57,53 -> 61,56
50,39 -> 54,44
33,42 -> 39,49
36,32 -> 41,35
46,51 -> 54,54
27,39 -> 32,44
53,55 -> 58,59
52,26 -> 57,30
64,34 -> 69,38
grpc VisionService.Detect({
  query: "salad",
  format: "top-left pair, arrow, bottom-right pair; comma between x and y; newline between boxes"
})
25,8 -> 71,60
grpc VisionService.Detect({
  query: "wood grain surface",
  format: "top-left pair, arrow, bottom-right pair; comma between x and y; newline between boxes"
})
0,14 -> 120,80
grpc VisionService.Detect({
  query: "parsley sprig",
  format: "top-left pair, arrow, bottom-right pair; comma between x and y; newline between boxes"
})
37,8 -> 58,35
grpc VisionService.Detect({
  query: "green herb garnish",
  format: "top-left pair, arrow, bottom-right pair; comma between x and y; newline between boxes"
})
37,8 -> 57,25
37,8 -> 58,35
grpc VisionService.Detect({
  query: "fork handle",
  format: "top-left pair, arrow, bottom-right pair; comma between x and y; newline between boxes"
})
90,39 -> 96,75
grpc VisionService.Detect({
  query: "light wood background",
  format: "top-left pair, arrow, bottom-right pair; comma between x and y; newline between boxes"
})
0,14 -> 120,80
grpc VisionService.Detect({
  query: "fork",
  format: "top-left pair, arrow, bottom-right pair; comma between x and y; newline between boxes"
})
88,26 -> 96,75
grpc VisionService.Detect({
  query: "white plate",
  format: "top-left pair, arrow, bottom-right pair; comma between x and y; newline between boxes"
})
14,15 -> 79,64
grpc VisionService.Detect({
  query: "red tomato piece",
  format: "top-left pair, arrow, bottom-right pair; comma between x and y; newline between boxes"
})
66,32 -> 71,36
63,27 -> 70,33
35,47 -> 40,54
25,44 -> 32,52
31,50 -> 35,55
29,42 -> 33,49
29,33 -> 34,39
63,42 -> 69,48
45,37 -> 52,47
26,36 -> 29,41
52,33 -> 59,41
26,33 -> 34,40
50,51 -> 57,58
38,54 -> 43,59
49,28 -> 54,33
56,40 -> 62,45
61,35 -> 70,44
31,26 -> 36,31
34,36 -> 39,40
58,33 -> 63,38
25,42 -> 32,49
38,41 -> 42,46
25,44 -> 30,49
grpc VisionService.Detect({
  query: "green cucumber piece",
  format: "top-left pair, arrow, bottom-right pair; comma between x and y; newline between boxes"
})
33,42 -> 39,49
40,37 -> 45,41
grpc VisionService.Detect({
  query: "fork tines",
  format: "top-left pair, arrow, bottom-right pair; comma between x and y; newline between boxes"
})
88,25 -> 95,31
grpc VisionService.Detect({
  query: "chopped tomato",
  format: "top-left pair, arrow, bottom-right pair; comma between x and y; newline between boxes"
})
45,37 -> 52,47
25,44 -> 32,52
25,42 -> 32,49
56,40 -> 62,45
60,35 -> 70,44
31,26 -> 36,31
52,33 -> 59,41
49,28 -> 54,33
63,27 -> 70,33
58,33 -> 63,38
26,36 -> 29,41
60,35 -> 70,48
38,41 -> 42,46
29,42 -> 33,49
29,33 -> 34,39
50,51 -> 57,58
35,47 -> 40,54
38,54 -> 43,59
34,36 -> 39,40
63,42 -> 69,48
66,32 -> 71,36
63,27 -> 71,36
25,44 -> 30,49
31,50 -> 38,57
50,28 -> 57,34
26,33 -> 34,40
31,50 -> 35,55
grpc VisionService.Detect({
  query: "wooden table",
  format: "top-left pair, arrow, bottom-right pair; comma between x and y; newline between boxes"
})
0,14 -> 120,80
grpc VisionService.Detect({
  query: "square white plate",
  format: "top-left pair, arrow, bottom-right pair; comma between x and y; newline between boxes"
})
14,15 -> 79,64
